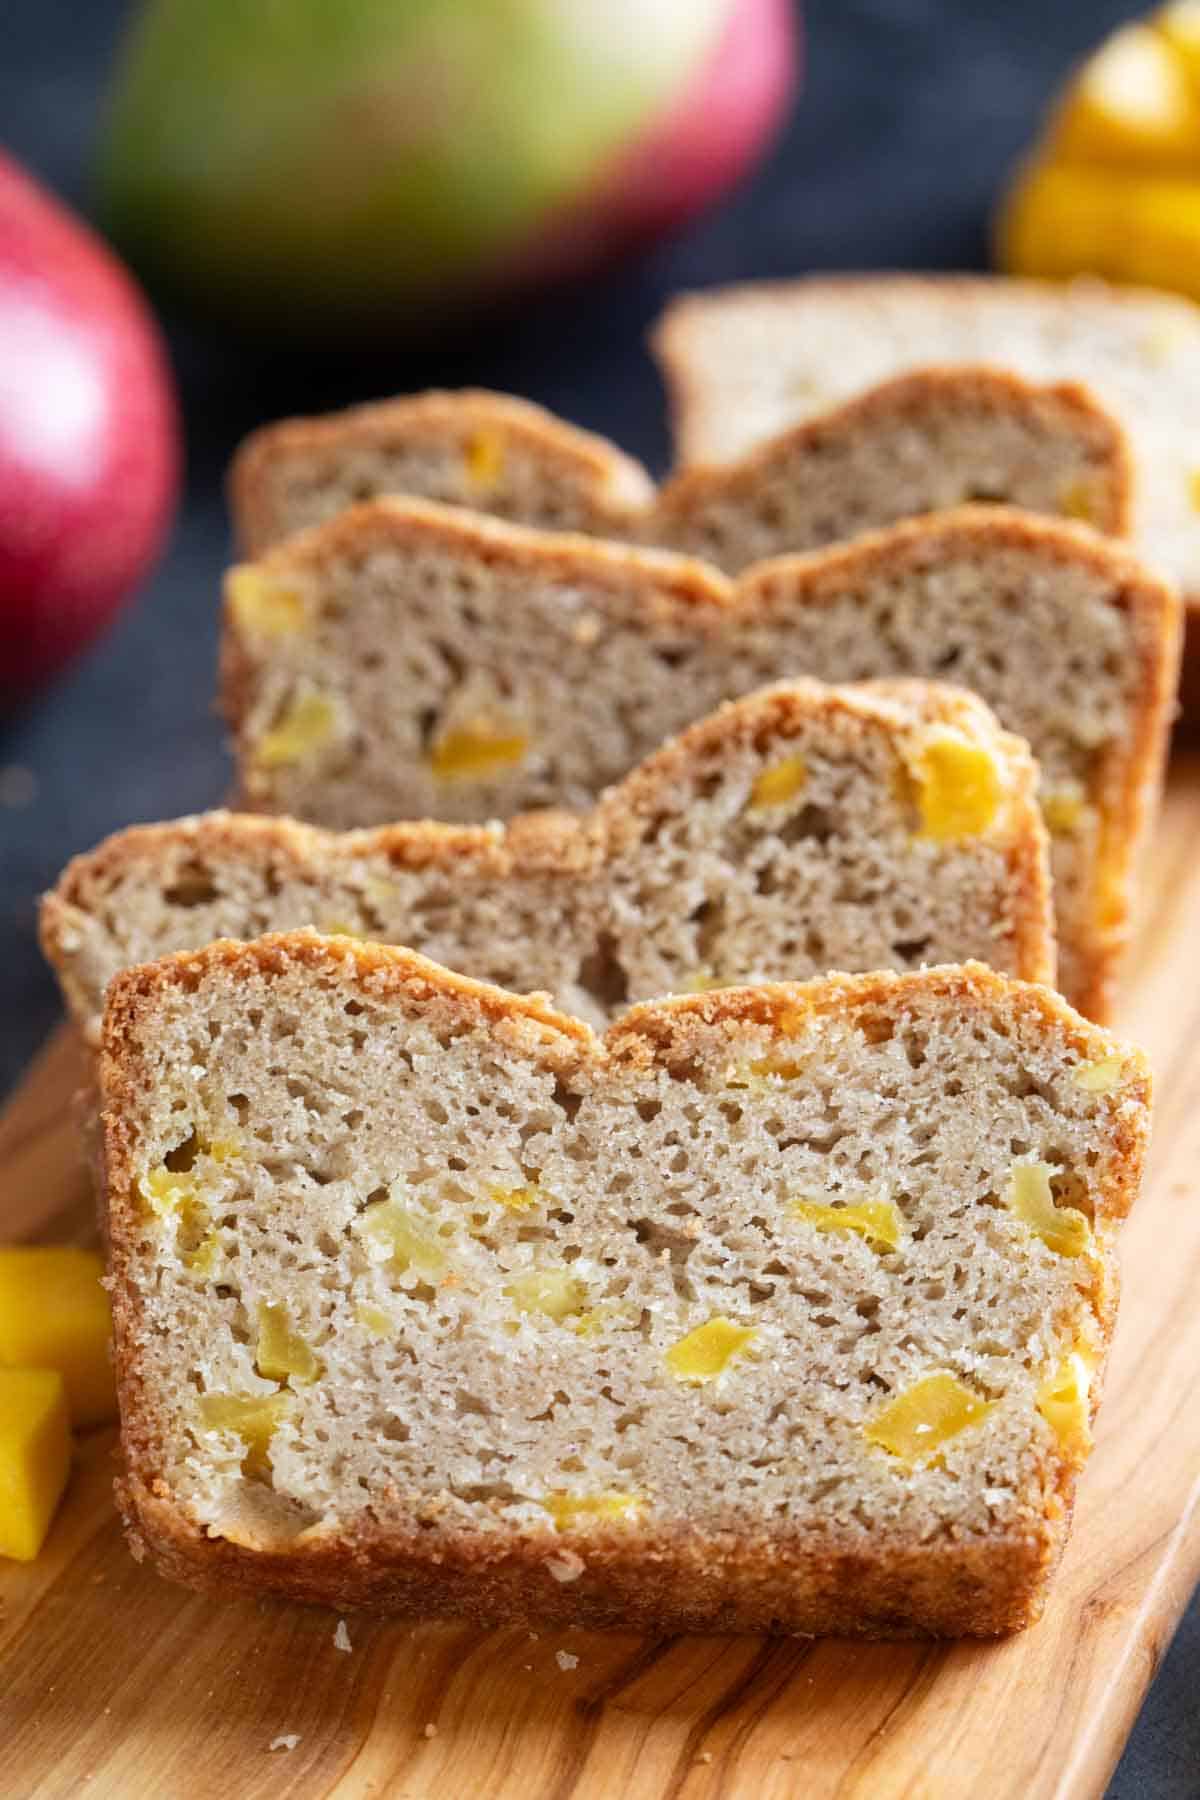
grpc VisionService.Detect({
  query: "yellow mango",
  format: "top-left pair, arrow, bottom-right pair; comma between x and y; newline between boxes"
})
790,1197 -> 902,1252
226,567 -> 309,639
666,1317 -> 757,1384
358,1192 -> 448,1278
255,691 -> 336,769
429,725 -> 529,782
0,1369 -> 72,1562
747,754 -> 807,811
464,429 -> 505,489
505,1267 -> 587,1322
0,1246 -> 115,1427
255,1303 -> 322,1384
1036,1354 -> 1093,1460
1041,783 -> 1088,836
1000,159 -> 1200,304
865,1372 -> 993,1465
1073,1053 -> 1128,1093
1007,1162 -> 1092,1257
490,1184 -> 542,1213
911,734 -> 1004,842
1049,23 -> 1200,168
198,1391 -> 295,1476
355,1303 -> 396,1338
541,1491 -> 641,1530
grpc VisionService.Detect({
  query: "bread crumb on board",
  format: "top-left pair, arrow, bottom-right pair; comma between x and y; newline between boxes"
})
269,1734 -> 301,1753
423,1722 -> 439,1739
555,1651 -> 580,1672
334,1618 -> 352,1653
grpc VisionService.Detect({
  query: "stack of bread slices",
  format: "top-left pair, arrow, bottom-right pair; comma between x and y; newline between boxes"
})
55,274 -> 1189,1640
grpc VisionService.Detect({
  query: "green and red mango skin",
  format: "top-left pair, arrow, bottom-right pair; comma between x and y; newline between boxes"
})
0,153 -> 179,697
98,0 -> 798,341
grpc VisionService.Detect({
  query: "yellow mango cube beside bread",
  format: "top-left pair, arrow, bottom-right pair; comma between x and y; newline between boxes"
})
0,1246 -> 115,1428
0,1368 -> 72,1562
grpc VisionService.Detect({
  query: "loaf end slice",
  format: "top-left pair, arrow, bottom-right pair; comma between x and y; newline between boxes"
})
102,937 -> 1149,1635
43,677 -> 1053,1043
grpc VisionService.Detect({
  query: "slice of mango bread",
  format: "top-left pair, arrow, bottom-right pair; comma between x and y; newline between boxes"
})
43,679 -> 1053,1044
220,502 -> 1180,1020
229,373 -> 1131,569
100,936 -> 1151,1636
652,274 -> 1200,604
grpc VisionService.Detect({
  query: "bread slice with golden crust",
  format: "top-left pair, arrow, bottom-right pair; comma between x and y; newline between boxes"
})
228,370 -> 1131,569
41,679 -> 1054,1044
100,936 -> 1150,1636
219,502 -> 1180,1020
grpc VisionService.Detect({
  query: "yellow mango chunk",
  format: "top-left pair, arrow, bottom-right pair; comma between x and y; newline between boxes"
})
255,692 -> 336,769
865,1372 -> 993,1465
1073,1053 -> 1128,1093
1008,1162 -> 1092,1257
1049,23 -> 1200,168
1162,1 -> 1200,77
541,1491 -> 641,1530
748,754 -> 807,811
666,1317 -> 757,1384
226,567 -> 309,639
790,1197 -> 902,1252
505,1267 -> 587,1322
198,1391 -> 295,1476
188,1230 -> 222,1279
1041,783 -> 1088,836
911,734 -> 1004,842
464,428 -> 505,489
1189,469 -> 1200,515
0,1247 -> 115,1428
255,1303 -> 322,1385
1037,1354 -> 1093,1460
1000,160 -> 1200,302
0,1369 -> 72,1562
429,725 -> 529,782
355,1303 -> 396,1338
1058,478 -> 1099,524
358,1193 -> 448,1278
490,1184 -> 542,1213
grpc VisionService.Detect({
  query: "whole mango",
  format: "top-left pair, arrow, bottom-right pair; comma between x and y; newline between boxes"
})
98,0 -> 797,343
0,152 -> 179,698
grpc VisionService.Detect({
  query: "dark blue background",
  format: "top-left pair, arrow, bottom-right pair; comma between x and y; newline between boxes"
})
2,4 -> 1196,1789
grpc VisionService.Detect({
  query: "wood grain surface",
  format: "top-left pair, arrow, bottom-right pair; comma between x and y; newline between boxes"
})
4,761 -> 1200,1800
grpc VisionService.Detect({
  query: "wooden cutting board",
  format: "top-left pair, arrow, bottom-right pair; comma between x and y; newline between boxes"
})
5,763 -> 1200,1800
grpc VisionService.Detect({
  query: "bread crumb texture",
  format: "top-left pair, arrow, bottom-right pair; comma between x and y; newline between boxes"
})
101,938 -> 1150,1637
43,677 -> 1053,1047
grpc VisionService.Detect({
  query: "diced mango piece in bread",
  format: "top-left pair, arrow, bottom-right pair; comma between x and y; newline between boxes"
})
666,1317 -> 757,1384
864,1372 -> 994,1465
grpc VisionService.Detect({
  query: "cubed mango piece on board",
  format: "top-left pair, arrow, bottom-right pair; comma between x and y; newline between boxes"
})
0,1247 -> 115,1427
0,1368 -> 72,1561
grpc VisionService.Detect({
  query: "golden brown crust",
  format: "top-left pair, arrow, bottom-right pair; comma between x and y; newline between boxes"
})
114,1474 -> 1057,1637
99,937 -> 1149,1635
42,677 -> 1057,1037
